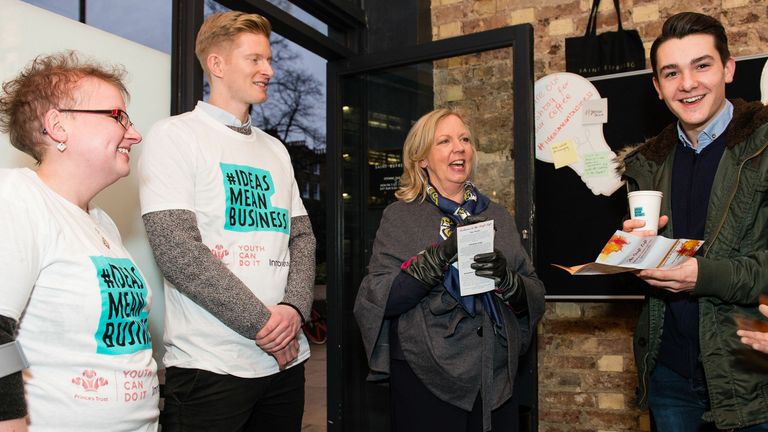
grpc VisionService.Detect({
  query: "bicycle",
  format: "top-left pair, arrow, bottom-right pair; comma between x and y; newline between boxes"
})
302,305 -> 327,344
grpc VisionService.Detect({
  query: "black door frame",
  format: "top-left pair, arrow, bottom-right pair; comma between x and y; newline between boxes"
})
326,23 -> 537,431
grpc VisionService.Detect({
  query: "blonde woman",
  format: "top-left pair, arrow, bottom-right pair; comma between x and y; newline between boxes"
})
355,108 -> 545,432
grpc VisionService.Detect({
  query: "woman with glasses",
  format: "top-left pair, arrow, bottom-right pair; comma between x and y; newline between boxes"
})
0,52 -> 158,431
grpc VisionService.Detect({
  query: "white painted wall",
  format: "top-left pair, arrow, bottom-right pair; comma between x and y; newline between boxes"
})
0,0 -> 170,364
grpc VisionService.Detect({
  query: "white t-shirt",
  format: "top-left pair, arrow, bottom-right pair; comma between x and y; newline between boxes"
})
139,105 -> 310,377
0,168 -> 159,432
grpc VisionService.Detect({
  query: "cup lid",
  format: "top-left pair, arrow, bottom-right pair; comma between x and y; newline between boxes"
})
628,190 -> 663,197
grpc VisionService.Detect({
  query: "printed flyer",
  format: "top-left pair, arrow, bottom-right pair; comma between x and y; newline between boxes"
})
554,230 -> 704,275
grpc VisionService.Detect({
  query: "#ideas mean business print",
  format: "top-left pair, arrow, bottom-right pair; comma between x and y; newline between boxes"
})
220,163 -> 289,234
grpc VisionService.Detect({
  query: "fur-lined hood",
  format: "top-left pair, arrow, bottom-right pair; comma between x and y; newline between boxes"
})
616,99 -> 768,174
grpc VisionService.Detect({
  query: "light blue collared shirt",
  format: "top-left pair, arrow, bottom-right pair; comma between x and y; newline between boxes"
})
677,100 -> 733,153
197,100 -> 252,128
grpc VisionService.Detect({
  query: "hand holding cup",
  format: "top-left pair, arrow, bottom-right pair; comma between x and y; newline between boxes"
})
627,190 -> 663,235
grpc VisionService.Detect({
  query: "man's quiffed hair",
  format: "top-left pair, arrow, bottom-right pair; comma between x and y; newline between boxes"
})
650,12 -> 730,78
0,51 -> 128,162
195,11 -> 272,75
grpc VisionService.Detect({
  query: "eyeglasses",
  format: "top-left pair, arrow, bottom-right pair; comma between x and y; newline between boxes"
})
57,108 -> 133,130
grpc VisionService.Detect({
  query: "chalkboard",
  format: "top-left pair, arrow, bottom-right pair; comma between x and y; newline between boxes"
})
536,55 -> 768,299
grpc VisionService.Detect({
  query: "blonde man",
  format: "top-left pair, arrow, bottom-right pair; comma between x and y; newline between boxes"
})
139,12 -> 315,432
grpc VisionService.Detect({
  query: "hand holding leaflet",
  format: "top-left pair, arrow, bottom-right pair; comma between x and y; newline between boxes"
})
457,220 -> 495,295
554,230 -> 704,275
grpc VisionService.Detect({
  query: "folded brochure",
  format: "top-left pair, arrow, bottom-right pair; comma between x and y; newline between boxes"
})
554,230 -> 704,275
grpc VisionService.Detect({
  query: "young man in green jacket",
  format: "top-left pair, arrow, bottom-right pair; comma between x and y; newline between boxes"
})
619,12 -> 768,431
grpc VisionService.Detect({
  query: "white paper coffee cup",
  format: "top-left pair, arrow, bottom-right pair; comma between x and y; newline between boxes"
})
628,190 -> 663,234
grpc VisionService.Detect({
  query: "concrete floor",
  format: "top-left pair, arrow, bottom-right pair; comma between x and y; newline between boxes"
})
302,342 -> 327,431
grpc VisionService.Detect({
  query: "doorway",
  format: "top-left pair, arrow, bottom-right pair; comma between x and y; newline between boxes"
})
326,24 -> 537,431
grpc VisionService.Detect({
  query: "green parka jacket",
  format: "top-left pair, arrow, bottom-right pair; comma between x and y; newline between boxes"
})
618,99 -> 768,429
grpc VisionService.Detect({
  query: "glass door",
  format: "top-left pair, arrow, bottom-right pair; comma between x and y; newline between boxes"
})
326,24 -> 536,432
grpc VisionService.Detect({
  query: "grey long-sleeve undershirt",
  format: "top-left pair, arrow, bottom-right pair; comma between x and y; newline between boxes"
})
142,209 -> 316,340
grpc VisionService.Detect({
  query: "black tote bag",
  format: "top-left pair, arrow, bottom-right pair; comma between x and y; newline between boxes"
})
565,0 -> 645,77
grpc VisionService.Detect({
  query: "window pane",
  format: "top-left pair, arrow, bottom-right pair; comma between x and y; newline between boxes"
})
86,0 -> 172,53
265,0 -> 328,36
22,0 -> 171,53
21,0 -> 78,21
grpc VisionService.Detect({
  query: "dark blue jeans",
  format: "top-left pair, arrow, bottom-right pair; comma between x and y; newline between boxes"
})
648,363 -> 768,431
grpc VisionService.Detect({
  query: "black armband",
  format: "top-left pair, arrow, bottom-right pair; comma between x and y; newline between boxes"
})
0,315 -> 27,420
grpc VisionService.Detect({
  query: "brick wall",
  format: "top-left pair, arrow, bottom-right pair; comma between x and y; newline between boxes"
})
430,1 -> 767,430
432,0 -> 766,79
433,51 -> 516,210
538,302 -> 645,431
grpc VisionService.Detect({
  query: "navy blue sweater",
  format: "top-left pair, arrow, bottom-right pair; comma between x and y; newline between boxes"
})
656,133 -> 727,379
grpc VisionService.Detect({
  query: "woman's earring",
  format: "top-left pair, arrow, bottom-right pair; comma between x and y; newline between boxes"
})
56,142 -> 67,152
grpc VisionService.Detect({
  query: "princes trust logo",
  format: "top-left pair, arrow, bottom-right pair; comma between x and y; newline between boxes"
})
211,244 -> 230,261
72,369 -> 109,392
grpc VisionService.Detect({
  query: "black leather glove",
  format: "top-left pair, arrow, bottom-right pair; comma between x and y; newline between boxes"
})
403,215 -> 488,287
403,234 -> 457,287
472,249 -> 528,314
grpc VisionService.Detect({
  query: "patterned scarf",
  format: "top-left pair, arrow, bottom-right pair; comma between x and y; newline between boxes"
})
426,181 -> 502,327
227,124 -> 253,135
